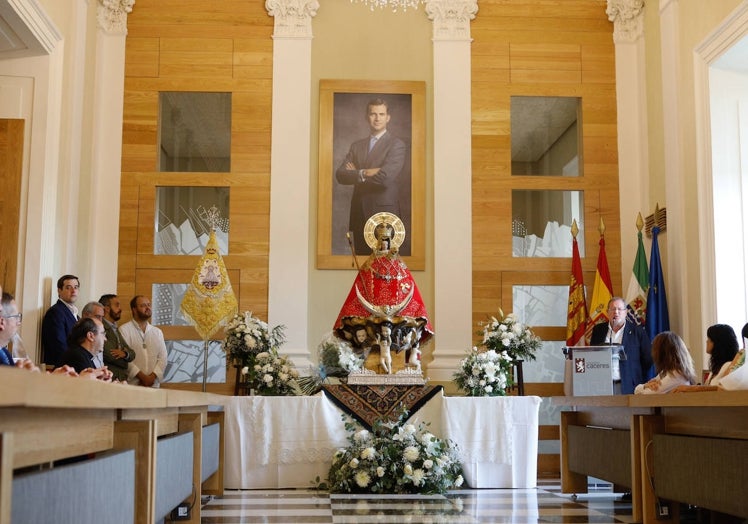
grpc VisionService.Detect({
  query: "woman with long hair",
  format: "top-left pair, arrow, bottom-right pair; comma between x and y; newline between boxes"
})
635,331 -> 697,394
704,324 -> 739,386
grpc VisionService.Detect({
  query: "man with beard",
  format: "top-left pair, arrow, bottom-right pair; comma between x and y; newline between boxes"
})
119,295 -> 167,387
99,294 -> 136,381
590,296 -> 653,394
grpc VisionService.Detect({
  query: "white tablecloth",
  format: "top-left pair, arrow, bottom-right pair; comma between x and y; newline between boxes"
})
223,391 -> 541,489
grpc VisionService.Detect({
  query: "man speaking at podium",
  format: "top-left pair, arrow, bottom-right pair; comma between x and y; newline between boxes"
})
590,297 -> 652,394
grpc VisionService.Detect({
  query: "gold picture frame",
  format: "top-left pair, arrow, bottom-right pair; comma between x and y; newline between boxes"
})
317,79 -> 426,270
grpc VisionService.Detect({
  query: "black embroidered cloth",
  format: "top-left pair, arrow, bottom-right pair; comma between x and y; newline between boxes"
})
321,384 -> 443,431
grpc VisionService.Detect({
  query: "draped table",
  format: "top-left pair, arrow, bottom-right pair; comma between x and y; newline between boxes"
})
223,390 -> 541,489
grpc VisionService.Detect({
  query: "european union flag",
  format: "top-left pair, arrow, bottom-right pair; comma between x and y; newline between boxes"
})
645,226 -> 669,340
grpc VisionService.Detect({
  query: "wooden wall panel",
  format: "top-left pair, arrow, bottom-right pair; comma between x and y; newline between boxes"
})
471,0 -> 620,419
119,0 -> 273,393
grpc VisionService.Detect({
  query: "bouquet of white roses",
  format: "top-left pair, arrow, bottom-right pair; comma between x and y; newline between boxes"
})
481,309 -> 541,362
240,351 -> 300,396
326,409 -> 464,494
223,311 -> 286,368
297,333 -> 365,395
453,346 -> 513,397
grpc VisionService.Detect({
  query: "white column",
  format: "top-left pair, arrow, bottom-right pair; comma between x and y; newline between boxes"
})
0,0 -> 62,359
88,0 -> 133,295
658,0 -> 689,334
265,0 -> 319,368
425,0 -> 478,381
607,0 -> 648,276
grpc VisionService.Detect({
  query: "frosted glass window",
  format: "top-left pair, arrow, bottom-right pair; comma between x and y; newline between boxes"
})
163,340 -> 226,384
512,190 -> 584,257
511,96 -> 581,177
159,92 -> 231,172
155,186 -> 229,255
152,283 -> 189,326
512,285 -> 570,327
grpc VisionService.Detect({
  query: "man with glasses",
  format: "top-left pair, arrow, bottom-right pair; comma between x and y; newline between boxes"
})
0,290 -> 18,366
58,317 -> 108,374
81,301 -> 107,368
590,296 -> 653,394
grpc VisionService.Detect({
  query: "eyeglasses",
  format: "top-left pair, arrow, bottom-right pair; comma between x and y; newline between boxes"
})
607,307 -> 627,312
3,313 -> 22,321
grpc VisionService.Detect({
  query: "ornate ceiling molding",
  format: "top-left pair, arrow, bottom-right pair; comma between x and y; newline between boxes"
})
265,0 -> 319,38
97,0 -> 135,35
606,0 -> 645,43
424,0 -> 478,41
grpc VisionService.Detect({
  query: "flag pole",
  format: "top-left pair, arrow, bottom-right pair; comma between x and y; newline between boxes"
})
203,339 -> 209,392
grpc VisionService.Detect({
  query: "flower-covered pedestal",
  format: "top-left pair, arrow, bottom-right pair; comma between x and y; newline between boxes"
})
453,310 -> 541,397
223,312 -> 300,396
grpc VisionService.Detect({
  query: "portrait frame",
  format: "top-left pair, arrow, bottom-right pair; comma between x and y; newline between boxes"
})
317,79 -> 426,270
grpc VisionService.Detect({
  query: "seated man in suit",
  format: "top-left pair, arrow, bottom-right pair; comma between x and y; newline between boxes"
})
58,317 -> 112,381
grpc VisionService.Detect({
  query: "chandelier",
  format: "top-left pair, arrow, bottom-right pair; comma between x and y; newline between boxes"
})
350,0 -> 425,12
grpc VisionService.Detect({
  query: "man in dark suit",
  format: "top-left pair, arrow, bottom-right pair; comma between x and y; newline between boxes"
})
58,317 -> 105,373
336,98 -> 407,255
41,274 -> 80,367
590,296 -> 653,394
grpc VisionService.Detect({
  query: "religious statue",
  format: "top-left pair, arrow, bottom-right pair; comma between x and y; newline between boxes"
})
334,212 -> 433,374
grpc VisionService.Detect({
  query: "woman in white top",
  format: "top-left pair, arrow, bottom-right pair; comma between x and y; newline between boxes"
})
635,331 -> 697,394
704,324 -> 739,386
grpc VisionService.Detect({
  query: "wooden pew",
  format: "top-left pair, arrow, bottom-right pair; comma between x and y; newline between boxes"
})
0,367 -> 226,524
555,391 -> 748,523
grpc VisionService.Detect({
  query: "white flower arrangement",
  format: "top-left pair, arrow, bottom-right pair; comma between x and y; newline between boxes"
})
242,351 -> 300,396
223,311 -> 286,367
481,309 -> 541,362
297,333 -> 365,395
325,410 -> 464,494
453,310 -> 541,396
224,312 -> 298,396
452,347 -> 513,397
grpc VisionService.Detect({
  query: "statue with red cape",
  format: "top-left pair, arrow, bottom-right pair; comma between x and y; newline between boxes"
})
334,212 -> 433,375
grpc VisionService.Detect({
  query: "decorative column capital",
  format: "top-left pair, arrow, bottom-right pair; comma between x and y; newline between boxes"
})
606,0 -> 645,43
265,0 -> 319,38
424,0 -> 478,41
97,0 -> 135,35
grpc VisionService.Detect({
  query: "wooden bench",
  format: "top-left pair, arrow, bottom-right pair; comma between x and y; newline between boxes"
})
0,367 -> 226,524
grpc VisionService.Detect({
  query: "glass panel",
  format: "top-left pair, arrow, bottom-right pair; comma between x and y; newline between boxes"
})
511,96 -> 581,176
154,187 -> 229,255
159,92 -> 231,172
163,340 -> 226,383
152,283 -> 189,326
512,190 -> 584,257
512,285 -> 569,327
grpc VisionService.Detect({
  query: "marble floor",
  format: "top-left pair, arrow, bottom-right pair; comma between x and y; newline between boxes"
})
199,480 -> 642,523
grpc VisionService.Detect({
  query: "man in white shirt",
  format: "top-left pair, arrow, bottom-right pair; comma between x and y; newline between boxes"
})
120,295 -> 167,387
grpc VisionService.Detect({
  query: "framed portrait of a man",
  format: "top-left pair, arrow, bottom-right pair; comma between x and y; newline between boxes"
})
317,79 -> 425,270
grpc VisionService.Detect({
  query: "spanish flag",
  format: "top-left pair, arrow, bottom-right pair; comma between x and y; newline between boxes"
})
566,220 -> 588,346
585,225 -> 613,342
180,230 -> 238,340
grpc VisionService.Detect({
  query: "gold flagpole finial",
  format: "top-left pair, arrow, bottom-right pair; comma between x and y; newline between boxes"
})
598,216 -> 605,237
571,219 -> 579,238
635,212 -> 644,232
